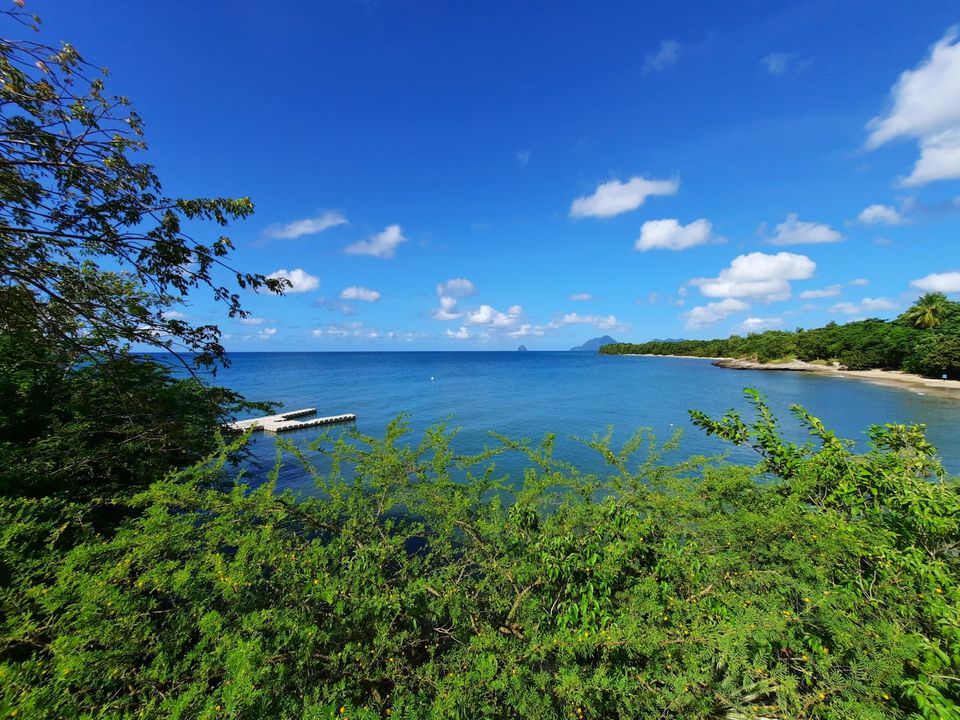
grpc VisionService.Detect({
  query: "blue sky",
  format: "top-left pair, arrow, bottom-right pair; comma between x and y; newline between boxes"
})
34,0 -> 960,349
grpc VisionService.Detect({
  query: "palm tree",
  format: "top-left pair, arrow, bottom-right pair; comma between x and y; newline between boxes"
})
901,292 -> 950,329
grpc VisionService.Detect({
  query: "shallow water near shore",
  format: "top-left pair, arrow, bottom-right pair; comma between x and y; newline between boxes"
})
202,351 -> 960,492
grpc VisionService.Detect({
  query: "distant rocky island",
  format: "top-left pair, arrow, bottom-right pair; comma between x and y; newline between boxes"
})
517,345 -> 528,352
570,335 -> 618,352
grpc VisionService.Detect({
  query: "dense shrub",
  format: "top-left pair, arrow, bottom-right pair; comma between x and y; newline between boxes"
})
2,393 -> 957,719
0,317 -> 264,501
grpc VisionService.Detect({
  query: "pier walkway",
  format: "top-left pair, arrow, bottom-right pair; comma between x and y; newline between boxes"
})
225,408 -> 356,433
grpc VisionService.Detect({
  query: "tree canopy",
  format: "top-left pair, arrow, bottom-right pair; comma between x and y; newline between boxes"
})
0,9 -> 285,368
601,294 -> 960,379
901,292 -> 951,329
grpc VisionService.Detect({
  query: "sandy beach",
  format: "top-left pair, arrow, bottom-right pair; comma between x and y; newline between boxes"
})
627,354 -> 960,400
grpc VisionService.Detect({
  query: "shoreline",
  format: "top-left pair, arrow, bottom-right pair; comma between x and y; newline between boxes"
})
625,354 -> 960,400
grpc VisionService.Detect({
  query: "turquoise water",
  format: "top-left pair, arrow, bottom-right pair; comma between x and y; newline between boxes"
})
208,352 -> 960,492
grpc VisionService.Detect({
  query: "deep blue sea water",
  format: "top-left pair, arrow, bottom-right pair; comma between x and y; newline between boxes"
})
204,352 -> 960,493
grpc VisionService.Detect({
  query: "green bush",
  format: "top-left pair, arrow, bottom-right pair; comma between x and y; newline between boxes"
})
0,318 -> 265,501
2,392 -> 957,719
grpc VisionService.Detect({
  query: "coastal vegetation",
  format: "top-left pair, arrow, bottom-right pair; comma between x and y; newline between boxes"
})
2,11 -> 960,720
600,295 -> 960,378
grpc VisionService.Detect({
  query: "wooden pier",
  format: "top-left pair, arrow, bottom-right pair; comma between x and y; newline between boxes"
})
225,408 -> 356,433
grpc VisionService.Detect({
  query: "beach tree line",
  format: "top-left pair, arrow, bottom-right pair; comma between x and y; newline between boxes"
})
600,295 -> 960,378
2,11 -> 959,720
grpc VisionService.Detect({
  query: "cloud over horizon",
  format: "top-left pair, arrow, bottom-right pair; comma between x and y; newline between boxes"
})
911,270 -> 960,293
738,316 -> 783,332
684,298 -> 749,329
432,278 -> 477,320
559,312 -> 621,331
830,298 -> 899,314
465,304 -> 523,328
446,326 -> 472,340
690,251 -> 816,302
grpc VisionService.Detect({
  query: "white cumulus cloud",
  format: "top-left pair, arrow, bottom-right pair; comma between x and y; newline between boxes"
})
264,211 -> 347,240
684,299 -> 750,329
344,224 -> 407,258
508,324 -> 545,338
436,278 -> 476,298
862,297 -> 899,311
432,295 -> 462,321
466,304 -> 523,328
267,268 -> 320,293
569,292 -> 593,301
339,286 -> 381,302
560,313 -> 621,331
239,316 -> 269,325
258,327 -> 278,340
902,129 -> 960,186
636,218 -> 716,251
799,285 -> 843,300
911,270 -> 960,293
312,321 -> 384,339
431,279 -> 476,320
829,303 -> 859,315
446,326 -> 472,340
738,316 -> 783,332
857,204 -> 905,225
690,252 -> 816,302
830,298 -> 899,315
768,213 -> 842,245
569,176 -> 679,219
867,27 -> 960,185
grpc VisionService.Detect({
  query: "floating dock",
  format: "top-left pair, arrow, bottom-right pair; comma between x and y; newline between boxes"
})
225,408 -> 356,433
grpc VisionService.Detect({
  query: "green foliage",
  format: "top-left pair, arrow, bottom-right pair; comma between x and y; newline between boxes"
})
3,396 -> 958,719
905,334 -> 960,379
900,293 -> 954,330
601,295 -> 960,378
0,308 -> 266,501
0,12 -> 284,368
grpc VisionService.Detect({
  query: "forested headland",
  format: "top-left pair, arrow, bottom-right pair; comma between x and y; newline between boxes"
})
2,10 -> 959,720
600,295 -> 960,379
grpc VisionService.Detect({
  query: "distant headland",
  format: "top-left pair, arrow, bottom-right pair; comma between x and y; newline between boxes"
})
570,335 -> 618,352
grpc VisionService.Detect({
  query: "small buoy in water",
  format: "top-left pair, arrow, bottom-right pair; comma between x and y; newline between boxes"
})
430,376 -> 434,381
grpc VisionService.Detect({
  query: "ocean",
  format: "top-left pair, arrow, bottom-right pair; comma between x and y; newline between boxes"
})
205,352 -> 960,493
